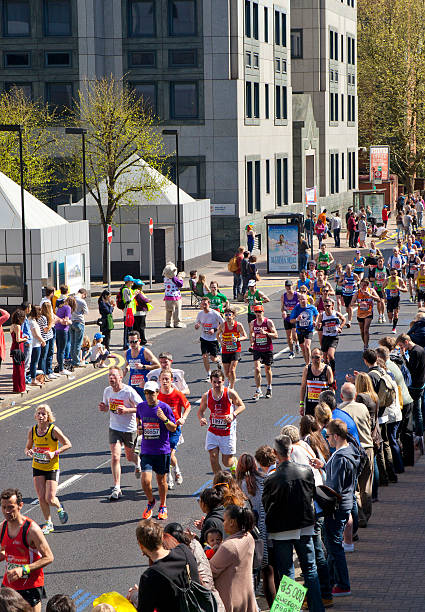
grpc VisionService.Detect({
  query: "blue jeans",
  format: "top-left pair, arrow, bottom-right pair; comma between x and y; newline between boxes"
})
233,273 -> 242,299
38,336 -> 54,375
387,421 -> 404,473
272,536 -> 325,612
299,253 -> 308,271
29,346 -> 41,380
70,322 -> 85,365
313,517 -> 332,600
56,328 -> 68,371
408,386 -> 424,436
372,454 -> 379,499
333,228 -> 341,247
324,509 -> 351,591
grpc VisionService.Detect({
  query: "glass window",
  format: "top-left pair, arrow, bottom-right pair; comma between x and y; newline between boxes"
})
253,2 -> 258,40
44,0 -> 71,36
245,0 -> 251,37
253,53 -> 259,68
276,158 -> 282,206
168,161 -> 201,198
253,82 -> 259,118
275,58 -> 281,72
330,30 -> 334,59
130,51 -> 156,67
275,85 -> 281,120
247,160 -> 253,213
171,82 -> 198,118
291,29 -> 302,58
264,7 -> 268,42
281,13 -> 286,46
169,49 -> 197,66
282,86 -> 287,119
169,0 -> 196,36
246,81 -> 252,118
4,0 -> 30,36
46,52 -> 71,66
246,51 -> 252,67
282,59 -> 287,73
283,158 -> 288,204
274,10 -> 280,45
4,52 -> 30,67
266,159 -> 270,193
46,82 -> 72,112
129,0 -> 155,37
133,82 -> 157,114
255,160 -> 260,211
265,84 -> 269,119
5,82 -> 32,98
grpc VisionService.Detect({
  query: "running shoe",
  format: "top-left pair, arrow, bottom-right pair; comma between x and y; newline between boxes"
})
109,486 -> 122,501
382,315 -> 387,323
57,506 -> 68,524
288,351 -> 295,359
295,343 -> 301,353
265,388 -> 272,399
253,390 -> 264,401
42,521 -> 54,535
332,586 -> 351,597
157,505 -> 168,520
168,472 -> 175,490
175,470 -> 183,485
392,328 -> 397,334
346,322 -> 351,328
142,498 -> 156,519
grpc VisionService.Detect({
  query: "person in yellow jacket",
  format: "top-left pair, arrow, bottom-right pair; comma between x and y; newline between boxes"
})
24,404 -> 72,535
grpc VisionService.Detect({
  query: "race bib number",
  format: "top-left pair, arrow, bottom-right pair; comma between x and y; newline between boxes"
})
203,322 -> 213,330
298,317 -> 309,327
143,421 -> 160,439
255,333 -> 268,345
359,301 -> 369,311
390,289 -> 399,297
344,285 -> 354,294
419,282 -> 425,289
131,374 -> 145,387
33,446 -> 50,464
7,562 -> 22,572
109,399 -> 124,413
211,417 -> 227,429
225,342 -> 238,352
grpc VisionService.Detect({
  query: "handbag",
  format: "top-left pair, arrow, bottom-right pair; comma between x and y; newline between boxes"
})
107,313 -> 115,330
125,309 -> 134,328
314,484 -> 342,517
10,349 -> 25,365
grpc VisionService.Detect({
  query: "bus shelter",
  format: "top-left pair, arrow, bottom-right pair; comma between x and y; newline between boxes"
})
264,213 -> 304,274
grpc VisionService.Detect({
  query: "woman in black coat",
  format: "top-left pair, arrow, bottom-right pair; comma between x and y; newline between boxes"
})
98,290 -> 115,351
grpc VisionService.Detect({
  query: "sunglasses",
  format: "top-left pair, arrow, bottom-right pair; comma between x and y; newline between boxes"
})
224,313 -> 233,317
129,340 -> 139,344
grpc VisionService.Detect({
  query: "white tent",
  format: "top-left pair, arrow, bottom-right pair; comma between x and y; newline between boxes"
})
0,170 -> 68,229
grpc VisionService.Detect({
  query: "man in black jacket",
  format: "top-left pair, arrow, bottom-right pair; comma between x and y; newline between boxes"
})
262,435 -> 325,612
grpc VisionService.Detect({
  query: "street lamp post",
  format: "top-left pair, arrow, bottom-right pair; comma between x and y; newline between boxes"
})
162,129 -> 183,272
65,127 -> 88,220
0,124 -> 27,301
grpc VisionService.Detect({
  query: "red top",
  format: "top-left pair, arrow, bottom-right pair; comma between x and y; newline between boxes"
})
207,388 -> 233,436
1,517 -> 44,590
221,321 -> 241,354
382,207 -> 389,221
158,388 -> 190,422
252,318 -> 273,352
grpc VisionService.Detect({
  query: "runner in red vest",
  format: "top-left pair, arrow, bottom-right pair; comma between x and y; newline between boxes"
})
249,305 -> 278,401
197,370 -> 246,473
0,488 -> 53,612
216,308 -> 247,389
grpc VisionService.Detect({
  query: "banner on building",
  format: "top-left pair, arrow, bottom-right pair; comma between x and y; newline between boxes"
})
305,186 -> 317,205
370,146 -> 390,183
66,253 -> 84,294
267,224 -> 299,273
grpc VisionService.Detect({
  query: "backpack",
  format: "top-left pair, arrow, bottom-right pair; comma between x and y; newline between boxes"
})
228,256 -> 239,273
377,370 -> 397,409
1,519 -> 31,548
115,285 -> 126,310
390,353 -> 412,388
346,432 -> 368,478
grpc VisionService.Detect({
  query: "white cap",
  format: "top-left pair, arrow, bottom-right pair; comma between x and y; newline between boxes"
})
248,280 -> 256,286
144,381 -> 159,392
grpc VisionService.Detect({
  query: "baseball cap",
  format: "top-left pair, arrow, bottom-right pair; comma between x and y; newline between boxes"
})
285,280 -> 293,286
124,275 -> 134,282
144,380 -> 159,392
253,304 -> 264,313
94,332 -> 105,340
133,279 -> 145,286
248,280 -> 256,286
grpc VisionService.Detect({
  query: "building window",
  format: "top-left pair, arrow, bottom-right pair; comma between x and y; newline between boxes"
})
130,51 -> 156,67
291,29 -> 303,58
347,35 -> 356,64
275,85 -> 287,121
5,82 -> 31,98
246,81 -> 252,118
247,160 -> 253,213
347,94 -> 355,122
245,51 -> 252,67
4,0 -> 30,36
335,94 -> 338,121
274,10 -> 286,47
44,0 -> 71,36
275,58 -> 281,72
132,82 -> 157,114
330,93 -> 334,122
255,160 -> 261,211
275,85 -> 281,119
341,93 -> 344,121
330,152 -> 339,194
282,59 -> 287,73
253,82 -> 259,118
329,29 -> 339,60
266,159 -> 270,193
128,0 -> 155,36
170,82 -> 198,118
341,34 -> 344,62
45,51 -> 71,66
274,10 -> 280,45
169,49 -> 197,67
245,0 -> 251,37
253,53 -> 259,68
281,13 -> 286,46
276,157 -> 288,206
46,82 -> 72,113
265,83 -> 269,119
252,2 -> 259,39
264,6 -> 268,42
341,152 -> 345,179
4,52 -> 30,67
168,0 -> 196,36
348,151 -> 356,189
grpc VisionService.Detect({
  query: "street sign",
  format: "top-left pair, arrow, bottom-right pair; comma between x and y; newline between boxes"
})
107,225 -> 113,244
149,218 -> 153,236
370,146 -> 390,182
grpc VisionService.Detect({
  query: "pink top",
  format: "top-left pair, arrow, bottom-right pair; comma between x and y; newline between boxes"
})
0,308 -> 10,361
163,276 -> 183,301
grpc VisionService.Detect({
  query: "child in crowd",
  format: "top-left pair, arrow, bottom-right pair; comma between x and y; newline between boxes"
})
189,270 -> 197,293
87,332 -> 110,368
196,273 -> 209,297
81,335 -> 91,362
203,528 -> 223,559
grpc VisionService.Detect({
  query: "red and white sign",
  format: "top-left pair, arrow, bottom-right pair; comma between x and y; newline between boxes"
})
370,146 -> 390,182
107,224 -> 113,244
149,218 -> 153,236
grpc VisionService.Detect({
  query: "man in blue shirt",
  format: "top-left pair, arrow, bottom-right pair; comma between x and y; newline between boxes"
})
318,389 -> 360,444
290,293 -> 319,364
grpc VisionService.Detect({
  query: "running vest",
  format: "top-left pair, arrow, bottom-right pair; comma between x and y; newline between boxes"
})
353,257 -> 365,272
207,388 -> 234,436
342,274 -> 356,296
283,291 -> 299,311
317,252 -> 330,271
313,280 -> 326,297
221,321 -> 241,354
252,318 -> 273,352
306,270 -> 316,280
417,271 -> 425,290
321,310 -> 340,336
388,255 -> 403,271
357,289 -> 374,318
385,277 -> 400,299
407,257 -> 419,276
373,267 -> 387,291
297,279 -> 310,291
0,517 -> 44,590
31,423 -> 59,471
126,347 -> 150,389
247,289 -> 261,314
305,364 -> 330,415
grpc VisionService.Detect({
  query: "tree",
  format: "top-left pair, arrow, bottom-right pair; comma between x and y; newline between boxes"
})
358,0 -> 425,193
65,76 -> 168,282
0,87 -> 58,200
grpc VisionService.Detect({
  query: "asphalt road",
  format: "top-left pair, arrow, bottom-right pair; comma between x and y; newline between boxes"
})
1,245 -> 419,608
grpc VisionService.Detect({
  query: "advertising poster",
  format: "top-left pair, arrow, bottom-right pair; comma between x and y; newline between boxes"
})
267,224 -> 299,273
0,263 -> 23,297
66,253 -> 83,294
370,146 -> 390,182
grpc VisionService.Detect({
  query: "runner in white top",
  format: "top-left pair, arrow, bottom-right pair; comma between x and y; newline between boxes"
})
146,351 -> 190,394
195,297 -> 224,381
98,366 -> 141,500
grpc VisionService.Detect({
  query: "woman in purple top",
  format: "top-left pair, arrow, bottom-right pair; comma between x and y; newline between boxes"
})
280,280 -> 300,359
55,296 -> 75,375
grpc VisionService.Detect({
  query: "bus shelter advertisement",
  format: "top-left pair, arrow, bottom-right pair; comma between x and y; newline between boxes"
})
267,224 -> 299,272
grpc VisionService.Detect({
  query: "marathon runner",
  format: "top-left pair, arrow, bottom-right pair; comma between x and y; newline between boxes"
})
136,381 -> 177,521
341,263 -> 360,328
194,297 -> 224,380
352,249 -> 366,281
249,305 -> 278,400
405,250 -> 421,302
352,278 -> 380,349
364,241 -> 383,279
147,351 -> 190,394
297,284 -> 315,305
206,281 -> 229,314
197,369 -> 246,474
124,331 -> 160,400
281,280 -> 300,359
334,263 -> 345,312
297,269 -> 313,293
414,261 -> 425,308
314,287 -> 334,346
316,297 -> 346,373
0,487 -> 54,612
216,308 -> 247,389
157,371 -> 191,489
387,247 -> 405,277
306,260 -> 317,281
299,348 -> 333,416
369,256 -> 389,323
315,243 -> 334,277
383,268 -> 408,333
244,280 -> 269,325
24,405 -> 71,535
98,366 -> 141,500
289,292 -> 319,365
312,270 -> 334,301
